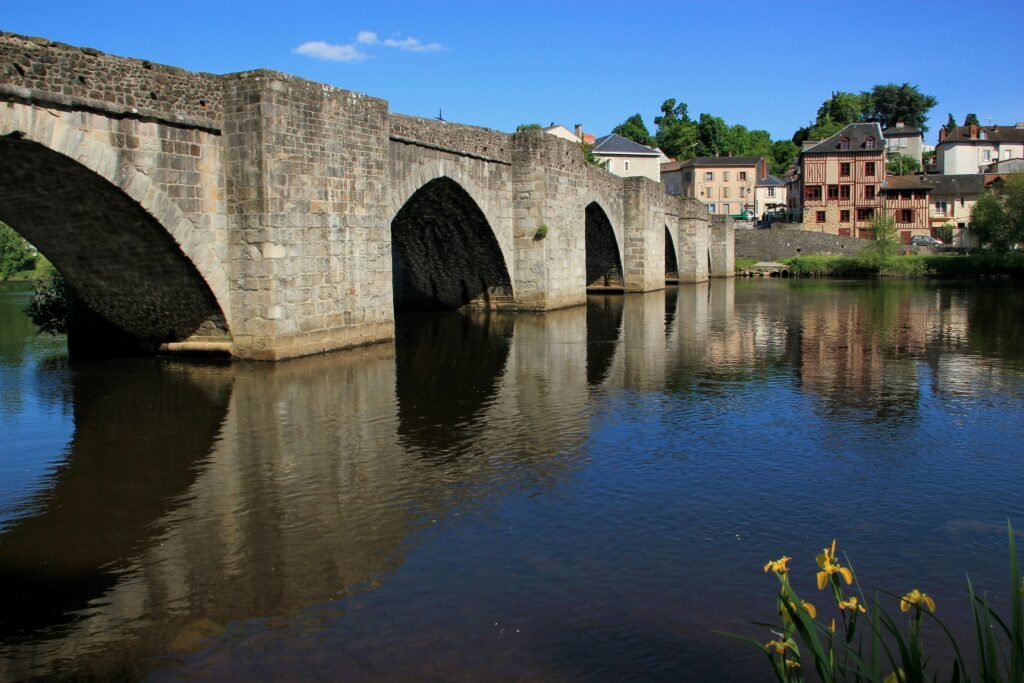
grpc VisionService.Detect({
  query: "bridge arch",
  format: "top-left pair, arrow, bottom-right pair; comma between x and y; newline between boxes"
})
584,201 -> 624,291
389,175 -> 514,312
665,225 -> 679,282
0,106 -> 232,345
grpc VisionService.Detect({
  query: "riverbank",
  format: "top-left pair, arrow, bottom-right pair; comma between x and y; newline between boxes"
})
3,256 -> 53,282
738,253 -> 1024,278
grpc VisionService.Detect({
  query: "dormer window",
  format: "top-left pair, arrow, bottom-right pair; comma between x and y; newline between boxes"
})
979,130 -> 987,140
839,137 -> 851,150
865,137 -> 876,149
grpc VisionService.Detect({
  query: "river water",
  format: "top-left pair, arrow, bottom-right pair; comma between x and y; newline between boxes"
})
2,279 -> 1024,682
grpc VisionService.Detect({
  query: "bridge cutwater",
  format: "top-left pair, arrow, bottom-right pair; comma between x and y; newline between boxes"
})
0,32 -> 734,360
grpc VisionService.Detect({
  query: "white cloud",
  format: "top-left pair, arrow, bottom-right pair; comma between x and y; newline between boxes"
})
294,41 -> 368,62
381,36 -> 445,52
356,31 -> 378,45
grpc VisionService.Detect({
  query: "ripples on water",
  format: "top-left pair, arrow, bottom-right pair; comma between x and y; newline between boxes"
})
1,279 -> 1024,681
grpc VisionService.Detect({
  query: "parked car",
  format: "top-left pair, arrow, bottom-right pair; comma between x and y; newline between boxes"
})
910,235 -> 943,247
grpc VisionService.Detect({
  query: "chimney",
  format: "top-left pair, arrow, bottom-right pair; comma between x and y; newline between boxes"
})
896,120 -> 905,128
575,123 -> 583,140
939,127 -> 947,142
969,124 -> 979,139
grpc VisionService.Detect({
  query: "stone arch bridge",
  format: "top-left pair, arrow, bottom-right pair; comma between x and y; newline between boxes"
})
0,32 -> 733,360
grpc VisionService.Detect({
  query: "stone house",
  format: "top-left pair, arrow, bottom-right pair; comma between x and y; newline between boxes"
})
883,122 -> 924,165
936,123 -> 1024,174
591,133 -> 662,181
793,122 -> 886,238
661,156 -> 766,217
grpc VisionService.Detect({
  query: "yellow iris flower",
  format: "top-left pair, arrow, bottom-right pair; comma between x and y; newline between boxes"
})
883,669 -> 905,683
764,639 -> 795,655
900,589 -> 936,613
816,539 -> 854,590
782,599 -> 817,621
838,596 -> 867,614
763,556 -> 792,576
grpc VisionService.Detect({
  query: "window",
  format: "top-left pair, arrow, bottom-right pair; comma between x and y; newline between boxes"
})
1005,149 -> 1012,159
865,137 -> 876,149
983,150 -> 991,162
899,209 -> 913,223
840,185 -> 851,200
840,137 -> 851,150
865,162 -> 876,176
739,171 -> 747,180
899,137 -> 908,148
914,192 -> 926,200
935,200 -> 948,215
806,185 -> 822,200
624,160 -> 630,172
723,203 -> 730,214
704,171 -> 714,181
827,185 -> 839,200
865,185 -> 876,200
900,190 -> 912,200
816,211 -> 826,223
857,208 -> 875,221
767,187 -> 775,197
723,187 -> 730,198
979,131 -> 987,140
708,203 -> 716,213
685,172 -> 693,181
840,210 -> 851,222
840,162 -> 851,176
723,171 -> 730,181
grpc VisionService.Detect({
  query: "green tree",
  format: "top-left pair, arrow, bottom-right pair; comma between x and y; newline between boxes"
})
886,152 -> 921,176
25,268 -> 66,335
863,83 -> 937,130
516,122 -> 542,132
581,142 -> 607,169
816,91 -> 869,127
964,113 -> 980,126
867,211 -> 900,258
696,113 -> 728,157
971,192 -> 1010,250
0,221 -> 35,280
770,140 -> 798,175
611,113 -> 653,147
922,149 -> 936,168
944,113 -> 957,134
654,98 -> 698,159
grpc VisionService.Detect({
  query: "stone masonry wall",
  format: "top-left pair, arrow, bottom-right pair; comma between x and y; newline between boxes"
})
222,71 -> 393,360
669,197 -> 711,283
709,215 -> 736,277
0,32 -> 222,128
623,177 -> 667,291
735,228 -> 868,261
388,113 -> 511,163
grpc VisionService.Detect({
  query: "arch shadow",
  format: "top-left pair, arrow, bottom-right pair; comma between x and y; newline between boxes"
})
665,226 -> 679,283
585,202 -> 623,292
390,177 -> 514,312
0,133 -> 229,350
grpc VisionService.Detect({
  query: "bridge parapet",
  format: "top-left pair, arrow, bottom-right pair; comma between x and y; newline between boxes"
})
0,32 -> 222,130
388,113 -> 512,164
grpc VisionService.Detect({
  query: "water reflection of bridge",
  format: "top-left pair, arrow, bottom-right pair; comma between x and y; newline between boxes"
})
0,280 -> 1013,679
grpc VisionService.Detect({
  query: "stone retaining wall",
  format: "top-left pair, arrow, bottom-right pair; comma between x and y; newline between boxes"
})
735,228 -> 867,261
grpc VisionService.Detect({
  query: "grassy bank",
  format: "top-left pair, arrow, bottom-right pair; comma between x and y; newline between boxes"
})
773,253 -> 1024,278
5,255 -> 54,282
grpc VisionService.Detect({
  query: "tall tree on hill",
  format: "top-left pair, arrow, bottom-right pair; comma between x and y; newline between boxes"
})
863,83 -> 937,130
964,113 -> 980,127
611,113 -> 653,147
770,140 -> 799,175
944,113 -> 958,134
696,114 -> 728,157
654,98 -> 698,159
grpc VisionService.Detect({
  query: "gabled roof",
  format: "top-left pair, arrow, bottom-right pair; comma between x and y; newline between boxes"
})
592,133 -> 661,157
802,122 -> 885,155
661,156 -> 762,172
756,175 -> 786,187
915,174 -> 987,196
939,125 -> 1024,145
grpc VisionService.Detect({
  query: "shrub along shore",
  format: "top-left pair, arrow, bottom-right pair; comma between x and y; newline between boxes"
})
738,253 -> 1024,279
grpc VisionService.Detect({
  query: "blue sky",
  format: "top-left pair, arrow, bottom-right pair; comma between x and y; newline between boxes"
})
4,1 -> 1023,144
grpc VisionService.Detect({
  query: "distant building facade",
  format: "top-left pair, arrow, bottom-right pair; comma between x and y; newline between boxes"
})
792,122 -> 887,237
661,156 -> 766,217
936,123 -> 1024,174
542,124 -> 582,143
754,175 -> 787,219
883,123 -> 924,165
591,133 -> 662,181
880,175 -> 931,242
